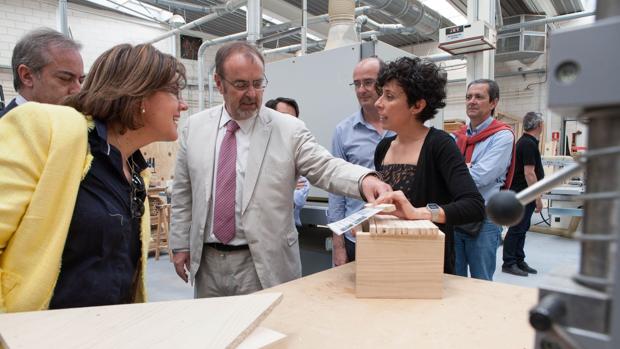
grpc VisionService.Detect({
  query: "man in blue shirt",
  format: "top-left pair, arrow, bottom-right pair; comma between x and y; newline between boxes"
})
454,79 -> 515,280
329,57 -> 395,266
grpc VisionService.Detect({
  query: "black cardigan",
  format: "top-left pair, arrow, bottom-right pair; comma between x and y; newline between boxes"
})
375,128 -> 485,273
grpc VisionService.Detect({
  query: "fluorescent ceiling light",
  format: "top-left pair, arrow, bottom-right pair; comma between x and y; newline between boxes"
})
85,0 -> 173,22
420,0 -> 467,26
581,0 -> 596,11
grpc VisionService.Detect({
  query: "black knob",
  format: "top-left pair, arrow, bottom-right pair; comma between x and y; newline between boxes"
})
486,190 -> 524,226
530,294 -> 566,331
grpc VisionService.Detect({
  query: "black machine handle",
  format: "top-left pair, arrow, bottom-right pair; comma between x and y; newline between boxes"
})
486,163 -> 583,226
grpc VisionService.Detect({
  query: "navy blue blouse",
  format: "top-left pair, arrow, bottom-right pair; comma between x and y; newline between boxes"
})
49,121 -> 147,309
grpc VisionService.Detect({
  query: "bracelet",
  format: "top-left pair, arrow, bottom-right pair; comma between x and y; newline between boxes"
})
171,248 -> 190,253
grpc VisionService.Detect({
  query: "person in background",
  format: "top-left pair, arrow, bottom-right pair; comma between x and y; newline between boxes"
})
265,97 -> 299,119
329,57 -> 395,266
0,43 -> 188,312
452,79 -> 515,281
265,97 -> 309,227
0,27 -> 84,118
502,112 -> 545,276
373,57 -> 485,274
170,42 -> 391,298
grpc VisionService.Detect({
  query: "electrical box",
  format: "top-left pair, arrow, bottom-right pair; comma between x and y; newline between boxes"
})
438,20 -> 497,55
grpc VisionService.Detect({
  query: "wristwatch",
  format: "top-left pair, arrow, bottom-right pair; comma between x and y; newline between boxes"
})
426,203 -> 441,222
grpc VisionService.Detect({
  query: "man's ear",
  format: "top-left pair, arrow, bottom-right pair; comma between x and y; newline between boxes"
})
214,73 -> 225,94
17,64 -> 35,88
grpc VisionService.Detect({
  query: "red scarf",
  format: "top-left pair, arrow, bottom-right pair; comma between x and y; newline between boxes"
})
453,118 -> 516,190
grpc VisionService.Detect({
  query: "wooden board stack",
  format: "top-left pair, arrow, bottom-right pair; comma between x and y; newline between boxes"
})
356,215 -> 444,299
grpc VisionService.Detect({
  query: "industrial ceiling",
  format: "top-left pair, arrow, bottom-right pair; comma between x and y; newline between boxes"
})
72,0 -> 586,49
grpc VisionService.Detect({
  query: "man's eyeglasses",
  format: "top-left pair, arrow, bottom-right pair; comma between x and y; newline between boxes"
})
222,76 -> 268,91
349,79 -> 377,90
130,171 -> 146,219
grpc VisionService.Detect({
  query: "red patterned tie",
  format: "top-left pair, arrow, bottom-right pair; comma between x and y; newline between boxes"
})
213,120 -> 240,244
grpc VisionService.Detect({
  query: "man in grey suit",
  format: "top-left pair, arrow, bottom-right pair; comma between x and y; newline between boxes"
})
0,28 -> 84,118
170,42 -> 391,297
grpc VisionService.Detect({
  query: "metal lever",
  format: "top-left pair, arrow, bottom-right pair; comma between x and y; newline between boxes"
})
530,294 -> 566,331
487,162 -> 583,226
530,294 -> 582,349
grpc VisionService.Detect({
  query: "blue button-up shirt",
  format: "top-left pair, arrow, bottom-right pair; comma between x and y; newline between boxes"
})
294,176 -> 309,227
328,110 -> 395,241
466,116 -> 514,202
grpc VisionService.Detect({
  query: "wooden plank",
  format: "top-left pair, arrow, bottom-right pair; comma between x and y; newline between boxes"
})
141,141 -> 178,187
369,216 -> 439,237
529,224 -> 576,238
0,293 -> 282,349
237,327 -> 286,349
259,264 -> 537,349
364,203 -> 396,212
443,120 -> 466,133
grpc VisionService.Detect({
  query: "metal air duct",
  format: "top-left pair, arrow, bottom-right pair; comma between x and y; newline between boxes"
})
325,0 -> 359,50
363,0 -> 442,40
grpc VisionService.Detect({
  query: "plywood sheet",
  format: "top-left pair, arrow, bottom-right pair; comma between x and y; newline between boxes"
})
0,293 -> 282,349
259,264 -> 537,349
237,327 -> 286,349
141,141 -> 178,186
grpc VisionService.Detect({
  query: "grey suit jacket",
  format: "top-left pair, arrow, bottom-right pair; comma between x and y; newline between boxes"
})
0,99 -> 18,118
170,105 -> 370,288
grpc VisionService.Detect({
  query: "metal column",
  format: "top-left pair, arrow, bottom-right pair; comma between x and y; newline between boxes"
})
466,0 -> 495,84
531,0 -> 620,347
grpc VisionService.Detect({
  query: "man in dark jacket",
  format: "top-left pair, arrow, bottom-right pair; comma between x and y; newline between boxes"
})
502,112 -> 545,276
0,28 -> 84,118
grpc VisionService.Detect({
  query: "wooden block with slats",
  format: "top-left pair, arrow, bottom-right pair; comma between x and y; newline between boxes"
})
356,215 -> 444,299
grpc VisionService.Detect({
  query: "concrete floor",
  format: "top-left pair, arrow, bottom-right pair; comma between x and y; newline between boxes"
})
146,228 -> 581,302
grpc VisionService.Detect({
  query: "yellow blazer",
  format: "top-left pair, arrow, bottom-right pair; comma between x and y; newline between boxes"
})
0,103 -> 150,313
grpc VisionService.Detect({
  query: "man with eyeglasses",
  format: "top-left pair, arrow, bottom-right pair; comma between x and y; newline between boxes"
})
329,57 -> 395,266
170,42 -> 392,298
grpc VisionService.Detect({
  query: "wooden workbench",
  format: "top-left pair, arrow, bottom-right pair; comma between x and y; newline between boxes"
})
260,263 -> 537,349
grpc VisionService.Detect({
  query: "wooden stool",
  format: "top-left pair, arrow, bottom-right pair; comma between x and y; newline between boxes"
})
148,196 -> 171,261
356,216 -> 444,299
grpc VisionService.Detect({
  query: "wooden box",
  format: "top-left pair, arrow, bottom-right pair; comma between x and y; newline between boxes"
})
356,216 -> 445,299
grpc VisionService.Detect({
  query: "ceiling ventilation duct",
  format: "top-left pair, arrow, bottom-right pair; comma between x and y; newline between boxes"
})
325,0 -> 359,50
362,0 -> 442,40
496,15 -> 546,63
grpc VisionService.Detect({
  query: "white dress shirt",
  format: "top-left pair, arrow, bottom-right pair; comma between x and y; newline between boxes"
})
15,94 -> 28,106
205,106 -> 257,245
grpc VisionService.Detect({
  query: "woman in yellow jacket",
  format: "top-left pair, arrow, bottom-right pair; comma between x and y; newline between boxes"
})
0,43 -> 187,312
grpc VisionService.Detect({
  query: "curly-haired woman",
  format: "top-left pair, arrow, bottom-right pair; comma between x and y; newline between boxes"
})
372,57 -> 484,274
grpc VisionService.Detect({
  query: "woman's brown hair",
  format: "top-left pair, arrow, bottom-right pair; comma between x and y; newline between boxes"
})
64,43 -> 186,132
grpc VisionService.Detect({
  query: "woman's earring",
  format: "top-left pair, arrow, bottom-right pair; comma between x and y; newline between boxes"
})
141,107 -> 146,114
